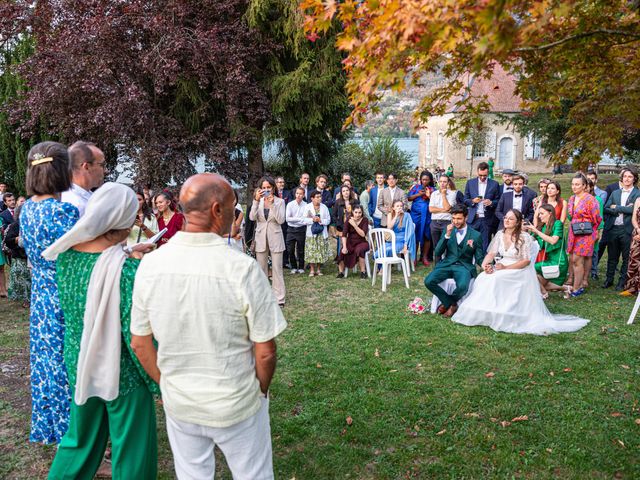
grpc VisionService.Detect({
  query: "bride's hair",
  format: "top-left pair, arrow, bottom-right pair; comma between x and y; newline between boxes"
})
506,208 -> 524,253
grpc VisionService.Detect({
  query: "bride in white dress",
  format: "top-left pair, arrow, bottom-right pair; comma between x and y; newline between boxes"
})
452,209 -> 589,335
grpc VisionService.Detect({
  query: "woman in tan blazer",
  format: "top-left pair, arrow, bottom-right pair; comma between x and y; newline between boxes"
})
249,176 -> 286,306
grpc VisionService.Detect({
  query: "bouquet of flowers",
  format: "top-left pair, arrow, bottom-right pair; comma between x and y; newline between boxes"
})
407,297 -> 427,315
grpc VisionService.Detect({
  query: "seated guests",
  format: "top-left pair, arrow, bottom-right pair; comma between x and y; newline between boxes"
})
429,174 -> 459,265
127,189 -> 158,247
4,205 -> 31,307
337,205 -> 370,279
525,204 -> 569,298
303,190 -> 331,276
452,209 -> 589,335
424,204 -> 484,317
42,183 -> 158,478
286,187 -> 307,274
495,174 -> 537,226
384,199 -> 416,263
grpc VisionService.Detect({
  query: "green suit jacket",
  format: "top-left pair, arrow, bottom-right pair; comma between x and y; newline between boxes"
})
433,226 -> 484,278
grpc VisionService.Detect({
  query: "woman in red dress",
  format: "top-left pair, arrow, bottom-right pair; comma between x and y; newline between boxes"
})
336,205 -> 370,279
155,191 -> 184,246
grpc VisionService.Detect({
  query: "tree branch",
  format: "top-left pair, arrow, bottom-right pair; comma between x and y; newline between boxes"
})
515,29 -> 640,52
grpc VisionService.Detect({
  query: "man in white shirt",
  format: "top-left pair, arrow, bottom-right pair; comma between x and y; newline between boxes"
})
61,141 -> 105,217
286,186 -> 308,273
602,168 -> 640,290
377,173 -> 408,227
131,173 -> 287,480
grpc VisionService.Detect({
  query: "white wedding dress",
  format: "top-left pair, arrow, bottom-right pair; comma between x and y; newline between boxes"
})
452,231 -> 589,335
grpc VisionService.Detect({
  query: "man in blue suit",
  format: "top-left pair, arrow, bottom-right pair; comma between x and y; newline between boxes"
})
464,162 -> 500,252
369,172 -> 386,228
495,174 -> 537,227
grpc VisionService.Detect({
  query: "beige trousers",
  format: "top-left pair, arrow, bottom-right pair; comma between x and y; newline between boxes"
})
256,251 -> 286,305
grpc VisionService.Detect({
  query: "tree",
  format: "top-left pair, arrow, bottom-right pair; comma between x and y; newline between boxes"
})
248,0 -> 352,174
301,0 -> 640,169
1,0 -> 272,188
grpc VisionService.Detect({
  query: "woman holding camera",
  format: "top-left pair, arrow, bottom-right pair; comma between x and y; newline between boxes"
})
249,176 -> 286,306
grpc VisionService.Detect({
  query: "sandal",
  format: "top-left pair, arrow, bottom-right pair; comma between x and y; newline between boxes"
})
317,271 -> 324,276
563,285 -> 572,299
309,272 -> 315,277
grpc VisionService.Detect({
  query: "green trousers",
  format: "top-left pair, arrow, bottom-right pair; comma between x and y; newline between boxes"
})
48,384 -> 157,480
425,265 -> 473,309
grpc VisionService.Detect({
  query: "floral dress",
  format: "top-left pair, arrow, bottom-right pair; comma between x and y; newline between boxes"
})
567,194 -> 601,257
20,198 -> 79,444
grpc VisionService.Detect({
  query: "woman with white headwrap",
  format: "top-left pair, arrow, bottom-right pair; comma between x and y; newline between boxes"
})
43,182 -> 158,479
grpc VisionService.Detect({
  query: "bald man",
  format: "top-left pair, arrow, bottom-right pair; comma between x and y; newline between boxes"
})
131,174 -> 287,480
61,141 -> 106,217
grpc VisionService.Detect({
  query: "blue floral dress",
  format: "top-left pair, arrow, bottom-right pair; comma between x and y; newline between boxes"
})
20,198 -> 79,444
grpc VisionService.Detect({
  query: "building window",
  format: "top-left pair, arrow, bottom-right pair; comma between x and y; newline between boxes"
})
473,144 -> 485,158
437,132 -> 445,159
425,132 -> 431,159
525,133 -> 542,160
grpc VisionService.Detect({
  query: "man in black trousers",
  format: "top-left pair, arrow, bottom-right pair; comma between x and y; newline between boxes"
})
275,176 -> 292,268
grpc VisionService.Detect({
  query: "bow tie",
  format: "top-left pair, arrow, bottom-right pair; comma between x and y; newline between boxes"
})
514,194 -> 522,198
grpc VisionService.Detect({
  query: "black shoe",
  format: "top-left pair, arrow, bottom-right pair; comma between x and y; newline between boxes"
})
360,272 -> 367,279
615,282 -> 625,291
336,272 -> 344,278
602,280 -> 613,288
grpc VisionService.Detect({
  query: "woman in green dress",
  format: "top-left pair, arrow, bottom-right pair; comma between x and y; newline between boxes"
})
525,204 -> 569,299
42,183 -> 158,480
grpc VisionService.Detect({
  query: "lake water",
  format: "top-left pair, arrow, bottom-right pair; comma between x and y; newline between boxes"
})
353,137 -> 420,166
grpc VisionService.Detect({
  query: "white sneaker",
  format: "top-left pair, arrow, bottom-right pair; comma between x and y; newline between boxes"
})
297,269 -> 305,274
290,269 -> 297,275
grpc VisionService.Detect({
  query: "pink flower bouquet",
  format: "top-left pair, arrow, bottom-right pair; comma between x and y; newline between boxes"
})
407,297 -> 427,315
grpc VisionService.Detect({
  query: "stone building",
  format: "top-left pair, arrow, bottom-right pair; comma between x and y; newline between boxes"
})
418,64 -> 552,177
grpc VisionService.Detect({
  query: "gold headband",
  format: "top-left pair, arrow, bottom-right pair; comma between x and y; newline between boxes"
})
31,156 -> 54,166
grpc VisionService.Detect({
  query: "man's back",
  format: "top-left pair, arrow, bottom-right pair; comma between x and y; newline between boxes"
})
131,231 -> 287,428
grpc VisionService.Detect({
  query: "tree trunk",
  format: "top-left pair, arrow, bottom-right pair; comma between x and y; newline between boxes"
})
244,138 -> 264,246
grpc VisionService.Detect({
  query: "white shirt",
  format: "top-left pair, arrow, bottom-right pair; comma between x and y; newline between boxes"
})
373,185 -> 385,219
430,190 -> 458,221
512,191 -> 524,212
61,183 -> 92,217
456,227 -> 467,244
131,232 -> 287,428
302,203 -> 331,238
286,199 -> 308,228
615,189 -> 633,226
503,184 -> 513,193
477,180 -> 488,216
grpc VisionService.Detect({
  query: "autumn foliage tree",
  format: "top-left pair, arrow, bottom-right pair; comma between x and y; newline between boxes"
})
1,0 -> 272,187
301,0 -> 640,168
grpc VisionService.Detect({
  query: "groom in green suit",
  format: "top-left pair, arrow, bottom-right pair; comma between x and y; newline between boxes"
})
425,204 -> 484,317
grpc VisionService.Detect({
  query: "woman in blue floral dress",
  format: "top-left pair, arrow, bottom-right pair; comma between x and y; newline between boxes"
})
20,142 -> 79,444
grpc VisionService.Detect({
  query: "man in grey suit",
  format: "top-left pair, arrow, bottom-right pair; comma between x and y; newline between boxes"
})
376,173 -> 408,227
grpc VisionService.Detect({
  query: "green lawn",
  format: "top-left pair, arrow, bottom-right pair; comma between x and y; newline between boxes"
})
2,173 -> 639,479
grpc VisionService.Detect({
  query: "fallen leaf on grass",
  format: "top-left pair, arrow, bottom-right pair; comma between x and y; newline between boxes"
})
549,371 -> 555,376
485,372 -> 495,378
319,324 -> 327,329
512,415 -> 529,422
500,421 -> 511,428
346,416 -> 353,426
490,417 -> 498,423
610,412 -> 624,417
316,363 -> 322,368
546,448 -> 552,453
389,369 -> 398,373
635,418 -> 640,425
621,364 -> 630,370
436,429 -> 446,436
563,368 -> 572,372
374,348 -> 380,357
617,439 -> 625,448
340,428 -> 347,436
528,372 -> 534,378
464,412 -> 480,418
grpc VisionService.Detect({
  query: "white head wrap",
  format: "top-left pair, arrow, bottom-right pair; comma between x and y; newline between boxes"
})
43,182 -> 138,405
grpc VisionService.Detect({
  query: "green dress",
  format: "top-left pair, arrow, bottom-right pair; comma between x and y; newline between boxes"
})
50,250 -> 158,479
487,159 -> 495,179
534,220 -> 569,286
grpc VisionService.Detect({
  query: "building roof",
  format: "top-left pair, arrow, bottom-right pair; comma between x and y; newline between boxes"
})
448,63 -> 522,114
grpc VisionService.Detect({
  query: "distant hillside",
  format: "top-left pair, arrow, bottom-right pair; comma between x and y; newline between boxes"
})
355,75 -> 443,138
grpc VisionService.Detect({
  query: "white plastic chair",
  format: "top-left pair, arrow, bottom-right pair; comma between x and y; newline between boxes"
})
370,228 -> 409,292
627,295 -> 640,324
343,231 -> 373,279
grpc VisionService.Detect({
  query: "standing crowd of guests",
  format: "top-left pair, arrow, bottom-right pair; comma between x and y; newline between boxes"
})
2,137 -> 639,477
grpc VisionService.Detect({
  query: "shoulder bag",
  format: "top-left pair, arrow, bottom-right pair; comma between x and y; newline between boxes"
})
541,227 -> 564,279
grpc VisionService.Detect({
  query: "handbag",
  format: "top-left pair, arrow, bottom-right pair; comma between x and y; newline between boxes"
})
541,228 -> 564,280
311,220 -> 324,236
570,221 -> 593,236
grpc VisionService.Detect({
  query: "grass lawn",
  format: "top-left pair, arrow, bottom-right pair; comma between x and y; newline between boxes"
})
1,173 -> 639,479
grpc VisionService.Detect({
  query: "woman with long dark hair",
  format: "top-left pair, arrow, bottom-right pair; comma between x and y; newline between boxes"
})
155,191 -> 184,246
127,189 -> 158,247
452,209 -> 589,335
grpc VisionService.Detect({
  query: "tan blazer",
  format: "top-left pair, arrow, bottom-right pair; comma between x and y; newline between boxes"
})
249,197 -> 286,253
377,187 -> 408,227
